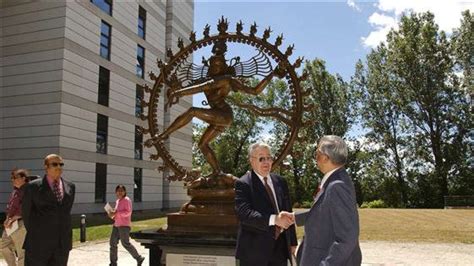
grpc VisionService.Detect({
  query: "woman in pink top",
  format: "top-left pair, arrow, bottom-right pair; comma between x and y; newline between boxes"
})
108,185 -> 145,266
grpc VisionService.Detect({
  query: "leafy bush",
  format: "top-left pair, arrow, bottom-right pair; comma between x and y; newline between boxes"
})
294,201 -> 313,208
361,199 -> 387,208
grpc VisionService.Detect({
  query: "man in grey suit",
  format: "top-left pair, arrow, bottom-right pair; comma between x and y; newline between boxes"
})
296,135 -> 362,266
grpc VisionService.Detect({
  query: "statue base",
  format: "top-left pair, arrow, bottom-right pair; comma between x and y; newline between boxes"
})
131,188 -> 238,265
130,229 -> 237,265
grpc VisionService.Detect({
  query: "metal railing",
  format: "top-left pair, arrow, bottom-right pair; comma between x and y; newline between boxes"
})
444,195 -> 474,209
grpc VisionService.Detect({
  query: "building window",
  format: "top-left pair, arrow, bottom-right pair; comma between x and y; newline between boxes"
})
138,6 -> 146,39
134,168 -> 142,202
91,0 -> 112,16
98,67 -> 110,106
100,21 -> 111,60
95,163 -> 107,203
134,126 -> 143,160
96,114 -> 108,154
136,45 -> 145,78
135,85 -> 144,117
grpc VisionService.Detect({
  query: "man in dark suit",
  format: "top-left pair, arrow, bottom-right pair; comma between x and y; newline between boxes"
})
296,135 -> 362,266
22,154 -> 76,266
235,142 -> 297,266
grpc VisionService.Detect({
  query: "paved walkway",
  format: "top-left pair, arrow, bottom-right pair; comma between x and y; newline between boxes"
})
1,240 -> 473,265
361,241 -> 474,265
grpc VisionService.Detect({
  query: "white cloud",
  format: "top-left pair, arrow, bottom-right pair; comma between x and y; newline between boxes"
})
347,0 -> 361,12
368,12 -> 397,27
362,0 -> 474,48
362,12 -> 398,48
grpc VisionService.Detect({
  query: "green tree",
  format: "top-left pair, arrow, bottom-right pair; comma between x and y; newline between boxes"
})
387,12 -> 471,206
271,59 -> 354,204
452,10 -> 473,89
353,11 -> 472,207
351,49 -> 409,207
450,10 -> 474,195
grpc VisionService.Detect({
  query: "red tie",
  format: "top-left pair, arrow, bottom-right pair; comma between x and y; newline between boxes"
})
53,181 -> 62,202
313,184 -> 322,199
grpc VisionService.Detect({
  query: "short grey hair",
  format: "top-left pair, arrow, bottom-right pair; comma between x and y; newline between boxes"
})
248,142 -> 272,159
318,135 -> 348,165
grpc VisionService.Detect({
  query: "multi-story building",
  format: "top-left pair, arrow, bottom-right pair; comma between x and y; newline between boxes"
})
0,0 -> 194,214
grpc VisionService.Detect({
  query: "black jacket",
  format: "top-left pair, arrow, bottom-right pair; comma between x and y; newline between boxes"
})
235,170 -> 297,265
22,175 -> 75,254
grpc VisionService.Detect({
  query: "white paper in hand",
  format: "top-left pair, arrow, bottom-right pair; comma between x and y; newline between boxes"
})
5,220 -> 19,236
104,202 -> 114,214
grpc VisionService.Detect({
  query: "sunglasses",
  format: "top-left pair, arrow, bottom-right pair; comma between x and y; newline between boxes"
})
49,162 -> 64,168
10,175 -> 23,180
253,156 -> 273,162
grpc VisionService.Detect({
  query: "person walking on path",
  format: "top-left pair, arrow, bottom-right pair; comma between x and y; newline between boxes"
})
1,169 -> 29,266
108,185 -> 144,266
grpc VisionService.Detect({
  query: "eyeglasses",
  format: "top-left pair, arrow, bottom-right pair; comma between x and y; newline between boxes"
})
49,162 -> 64,168
252,156 -> 273,162
10,175 -> 22,180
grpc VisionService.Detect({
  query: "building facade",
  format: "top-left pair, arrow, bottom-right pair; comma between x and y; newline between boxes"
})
0,0 -> 194,214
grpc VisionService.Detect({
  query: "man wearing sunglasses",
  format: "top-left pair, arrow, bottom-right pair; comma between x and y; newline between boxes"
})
235,142 -> 297,266
22,154 -> 76,266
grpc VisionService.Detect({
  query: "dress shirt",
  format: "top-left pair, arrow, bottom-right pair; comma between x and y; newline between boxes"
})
319,166 -> 342,190
46,175 -> 63,199
254,171 -> 280,225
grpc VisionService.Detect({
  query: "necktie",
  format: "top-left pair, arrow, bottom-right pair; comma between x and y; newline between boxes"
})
263,176 -> 281,239
313,184 -> 322,199
53,181 -> 62,202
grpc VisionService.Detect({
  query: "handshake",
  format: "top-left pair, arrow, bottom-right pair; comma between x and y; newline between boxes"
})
275,211 -> 295,229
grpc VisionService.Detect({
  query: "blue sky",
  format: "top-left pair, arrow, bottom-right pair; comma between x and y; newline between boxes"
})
194,1 -> 376,81
190,0 -> 472,137
193,0 -> 472,80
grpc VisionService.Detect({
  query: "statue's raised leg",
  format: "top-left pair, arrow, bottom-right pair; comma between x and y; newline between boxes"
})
158,108 -> 198,140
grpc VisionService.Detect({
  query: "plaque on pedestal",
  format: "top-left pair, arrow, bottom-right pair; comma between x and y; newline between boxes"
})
130,228 -> 237,265
131,188 -> 238,265
167,253 -> 235,266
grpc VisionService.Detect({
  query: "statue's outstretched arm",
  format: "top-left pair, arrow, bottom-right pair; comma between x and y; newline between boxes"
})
232,72 -> 275,95
174,80 -> 212,97
233,62 -> 288,95
166,80 -> 212,109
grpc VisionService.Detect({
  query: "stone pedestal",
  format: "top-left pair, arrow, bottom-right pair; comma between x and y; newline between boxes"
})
130,229 -> 237,265
131,188 -> 238,265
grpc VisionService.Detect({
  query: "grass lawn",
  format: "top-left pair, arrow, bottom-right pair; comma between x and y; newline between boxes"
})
73,208 -> 474,245
358,208 -> 474,243
73,217 -> 167,244
72,209 -> 169,245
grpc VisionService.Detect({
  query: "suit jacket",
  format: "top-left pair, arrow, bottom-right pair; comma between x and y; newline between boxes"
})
235,170 -> 297,265
22,175 -> 76,254
296,168 -> 362,266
